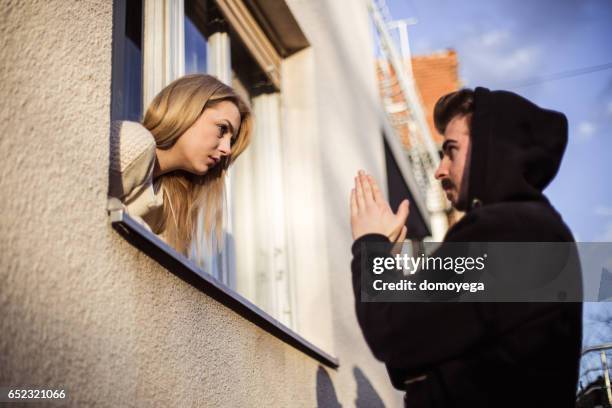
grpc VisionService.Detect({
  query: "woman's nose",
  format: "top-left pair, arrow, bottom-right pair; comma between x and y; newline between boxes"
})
218,137 -> 232,156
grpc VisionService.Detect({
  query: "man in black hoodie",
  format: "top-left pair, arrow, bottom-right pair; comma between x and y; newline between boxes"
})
350,87 -> 582,407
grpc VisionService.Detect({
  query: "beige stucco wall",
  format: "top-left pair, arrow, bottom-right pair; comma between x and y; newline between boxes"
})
0,0 -> 403,406
283,0 -> 405,406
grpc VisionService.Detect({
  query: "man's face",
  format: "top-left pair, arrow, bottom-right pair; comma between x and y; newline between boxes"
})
434,115 -> 471,210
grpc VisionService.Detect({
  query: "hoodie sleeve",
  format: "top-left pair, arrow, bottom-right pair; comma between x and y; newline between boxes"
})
350,234 -> 489,374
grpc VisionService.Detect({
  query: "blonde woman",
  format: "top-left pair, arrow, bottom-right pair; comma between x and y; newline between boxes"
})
109,74 -> 252,264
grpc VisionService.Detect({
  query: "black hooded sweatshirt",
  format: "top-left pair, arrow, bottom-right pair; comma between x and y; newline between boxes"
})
351,87 -> 583,408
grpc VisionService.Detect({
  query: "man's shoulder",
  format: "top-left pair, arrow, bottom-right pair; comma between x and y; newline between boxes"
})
445,200 -> 573,242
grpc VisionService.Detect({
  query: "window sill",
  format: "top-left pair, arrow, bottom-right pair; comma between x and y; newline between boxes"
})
109,209 -> 339,369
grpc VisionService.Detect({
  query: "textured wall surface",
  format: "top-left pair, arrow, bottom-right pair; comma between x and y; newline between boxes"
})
283,1 -> 404,406
0,0 -> 403,406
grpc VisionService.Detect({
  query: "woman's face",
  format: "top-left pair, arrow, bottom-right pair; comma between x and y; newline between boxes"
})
174,100 -> 241,175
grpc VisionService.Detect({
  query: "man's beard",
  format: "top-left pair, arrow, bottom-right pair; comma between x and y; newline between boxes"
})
441,178 -> 469,212
441,178 -> 454,192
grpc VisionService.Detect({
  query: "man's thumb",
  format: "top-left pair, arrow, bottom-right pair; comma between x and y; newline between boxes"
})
396,199 -> 410,222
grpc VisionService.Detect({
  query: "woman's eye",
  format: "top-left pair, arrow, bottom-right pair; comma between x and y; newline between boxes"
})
217,125 -> 227,138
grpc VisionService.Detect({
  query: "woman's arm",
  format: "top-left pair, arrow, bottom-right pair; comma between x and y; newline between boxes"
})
108,121 -> 161,231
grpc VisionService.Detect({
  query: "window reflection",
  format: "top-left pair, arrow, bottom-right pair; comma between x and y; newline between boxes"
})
123,0 -> 142,121
184,0 -> 209,74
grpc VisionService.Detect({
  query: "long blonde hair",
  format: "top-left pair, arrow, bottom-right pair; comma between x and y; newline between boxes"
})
142,74 -> 251,257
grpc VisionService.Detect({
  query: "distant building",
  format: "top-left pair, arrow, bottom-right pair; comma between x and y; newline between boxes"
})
377,49 -> 464,230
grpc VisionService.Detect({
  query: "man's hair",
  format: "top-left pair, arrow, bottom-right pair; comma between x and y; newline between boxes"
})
433,88 -> 475,135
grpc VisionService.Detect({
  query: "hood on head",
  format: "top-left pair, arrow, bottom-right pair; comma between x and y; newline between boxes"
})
466,87 -> 568,210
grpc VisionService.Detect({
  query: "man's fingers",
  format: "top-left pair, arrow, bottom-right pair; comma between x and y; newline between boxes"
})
395,199 -> 410,224
350,188 -> 358,216
367,175 -> 386,206
359,171 -> 375,206
355,176 -> 366,210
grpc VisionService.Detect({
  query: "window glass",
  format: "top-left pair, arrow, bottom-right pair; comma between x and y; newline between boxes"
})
108,0 -> 337,347
122,0 -> 143,121
228,29 -> 293,325
184,0 -> 208,74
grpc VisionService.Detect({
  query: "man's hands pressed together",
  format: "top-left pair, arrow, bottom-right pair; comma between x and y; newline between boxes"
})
350,170 -> 410,245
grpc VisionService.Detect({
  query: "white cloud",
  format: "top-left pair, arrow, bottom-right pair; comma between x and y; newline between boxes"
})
595,206 -> 612,217
499,46 -> 540,73
461,30 -> 541,83
454,24 -> 546,86
576,121 -> 596,142
480,29 -> 511,47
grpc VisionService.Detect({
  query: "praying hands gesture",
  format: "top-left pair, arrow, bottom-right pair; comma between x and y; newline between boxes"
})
350,170 -> 410,244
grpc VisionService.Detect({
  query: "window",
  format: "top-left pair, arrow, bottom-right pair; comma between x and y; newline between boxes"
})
228,28 -> 293,327
109,0 -> 335,366
111,0 -> 143,121
176,0 -> 293,326
184,0 -> 208,74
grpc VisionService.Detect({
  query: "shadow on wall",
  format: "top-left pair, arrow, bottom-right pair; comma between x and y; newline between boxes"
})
353,366 -> 385,408
316,366 -> 342,407
315,366 -> 385,407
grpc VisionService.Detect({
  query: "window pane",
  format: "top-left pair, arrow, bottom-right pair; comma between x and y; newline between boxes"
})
184,0 -> 209,74
229,31 -> 292,326
123,0 -> 143,121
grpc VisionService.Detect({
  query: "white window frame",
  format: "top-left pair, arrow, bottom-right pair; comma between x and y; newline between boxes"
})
142,0 -> 185,108
141,0 -> 295,328
215,0 -> 281,88
109,0 -> 339,360
142,0 -> 164,109
232,93 -> 295,328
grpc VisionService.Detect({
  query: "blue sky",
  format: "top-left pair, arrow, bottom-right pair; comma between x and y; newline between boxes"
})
386,0 -> 612,243
385,0 -> 612,388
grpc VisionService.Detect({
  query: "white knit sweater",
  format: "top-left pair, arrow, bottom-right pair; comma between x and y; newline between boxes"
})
108,121 -> 164,234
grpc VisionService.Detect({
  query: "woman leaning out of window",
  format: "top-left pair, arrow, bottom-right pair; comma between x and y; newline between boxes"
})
108,74 -> 252,266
